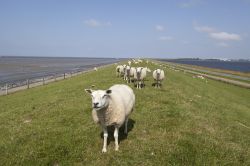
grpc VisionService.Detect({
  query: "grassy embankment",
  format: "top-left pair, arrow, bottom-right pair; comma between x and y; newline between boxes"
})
0,61 -> 250,165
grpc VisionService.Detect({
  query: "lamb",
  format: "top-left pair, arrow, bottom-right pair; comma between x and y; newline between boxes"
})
85,84 -> 135,153
134,67 -> 151,89
153,69 -> 165,88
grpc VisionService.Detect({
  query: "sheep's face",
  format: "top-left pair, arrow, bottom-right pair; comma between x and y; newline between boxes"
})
156,69 -> 161,74
85,89 -> 112,110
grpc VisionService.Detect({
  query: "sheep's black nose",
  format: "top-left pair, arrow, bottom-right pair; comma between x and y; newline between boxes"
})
93,102 -> 99,107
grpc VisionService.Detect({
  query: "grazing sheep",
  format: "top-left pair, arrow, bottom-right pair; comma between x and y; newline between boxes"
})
116,65 -> 126,78
121,64 -> 127,80
94,67 -> 98,71
197,75 -> 205,79
138,59 -> 143,63
129,67 -> 136,83
134,67 -> 151,89
128,60 -> 131,66
116,65 -> 123,77
124,66 -> 131,83
85,84 -> 135,153
153,69 -> 165,88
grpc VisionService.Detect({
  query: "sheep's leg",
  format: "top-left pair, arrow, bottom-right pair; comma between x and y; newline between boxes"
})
114,127 -> 119,151
102,127 -> 108,153
124,118 -> 128,134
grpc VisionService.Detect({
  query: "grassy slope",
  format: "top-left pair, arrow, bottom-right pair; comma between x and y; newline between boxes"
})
0,61 -> 250,165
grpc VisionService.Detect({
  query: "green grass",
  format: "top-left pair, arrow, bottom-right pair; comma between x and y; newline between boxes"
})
0,61 -> 250,165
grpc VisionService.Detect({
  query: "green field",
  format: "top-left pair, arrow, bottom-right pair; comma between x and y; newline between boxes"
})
0,61 -> 250,165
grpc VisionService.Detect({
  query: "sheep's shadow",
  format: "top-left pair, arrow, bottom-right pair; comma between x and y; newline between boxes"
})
100,119 -> 136,145
151,82 -> 162,87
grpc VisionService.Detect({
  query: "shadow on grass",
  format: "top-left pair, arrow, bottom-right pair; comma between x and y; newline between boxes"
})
100,119 -> 136,145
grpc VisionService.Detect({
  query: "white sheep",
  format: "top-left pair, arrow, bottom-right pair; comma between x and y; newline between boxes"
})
116,65 -> 126,77
94,67 -> 98,71
116,65 -> 123,77
129,67 -> 136,83
153,69 -> 165,88
138,59 -> 143,63
128,60 -> 131,66
134,67 -> 151,89
121,64 -> 127,80
85,84 -> 135,153
124,65 -> 131,83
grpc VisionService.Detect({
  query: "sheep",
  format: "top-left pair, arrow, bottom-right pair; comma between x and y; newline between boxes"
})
129,67 -> 136,83
116,65 -> 126,77
138,59 -> 143,63
94,67 -> 98,71
128,60 -> 131,66
124,65 -> 131,83
116,65 -> 123,77
153,69 -> 165,88
134,67 -> 151,89
85,84 -> 135,153
121,64 -> 127,80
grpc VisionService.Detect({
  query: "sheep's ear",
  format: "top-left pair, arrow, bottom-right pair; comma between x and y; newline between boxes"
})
106,89 -> 112,94
85,89 -> 92,94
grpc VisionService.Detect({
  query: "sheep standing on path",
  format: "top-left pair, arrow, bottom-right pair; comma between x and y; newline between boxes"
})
124,66 -> 131,83
129,67 -> 136,83
128,60 -> 131,66
153,69 -> 165,88
134,67 -> 151,89
85,84 -> 135,153
116,65 -> 123,77
116,65 -> 126,78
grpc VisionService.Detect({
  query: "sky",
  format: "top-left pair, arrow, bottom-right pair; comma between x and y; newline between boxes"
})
0,0 -> 250,59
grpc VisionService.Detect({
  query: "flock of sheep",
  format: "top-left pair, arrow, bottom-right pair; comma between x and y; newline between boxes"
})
116,59 -> 165,89
85,59 -> 165,153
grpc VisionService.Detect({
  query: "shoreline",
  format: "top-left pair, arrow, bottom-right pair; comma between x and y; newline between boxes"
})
159,61 -> 250,89
0,62 -> 117,96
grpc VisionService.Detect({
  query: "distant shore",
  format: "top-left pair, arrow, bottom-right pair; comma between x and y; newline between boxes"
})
0,56 -> 120,85
158,59 -> 250,72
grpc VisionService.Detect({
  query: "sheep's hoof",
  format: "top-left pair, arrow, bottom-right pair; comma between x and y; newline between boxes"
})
102,148 -> 107,153
115,146 -> 119,151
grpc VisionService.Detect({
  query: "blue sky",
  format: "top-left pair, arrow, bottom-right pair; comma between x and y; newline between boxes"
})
0,0 -> 249,59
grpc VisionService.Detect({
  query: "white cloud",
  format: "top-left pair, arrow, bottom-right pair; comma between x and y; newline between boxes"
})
194,25 -> 216,33
155,25 -> 165,31
84,19 -> 111,27
159,36 -> 174,41
194,22 -> 242,48
209,32 -> 241,41
217,42 -> 229,47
